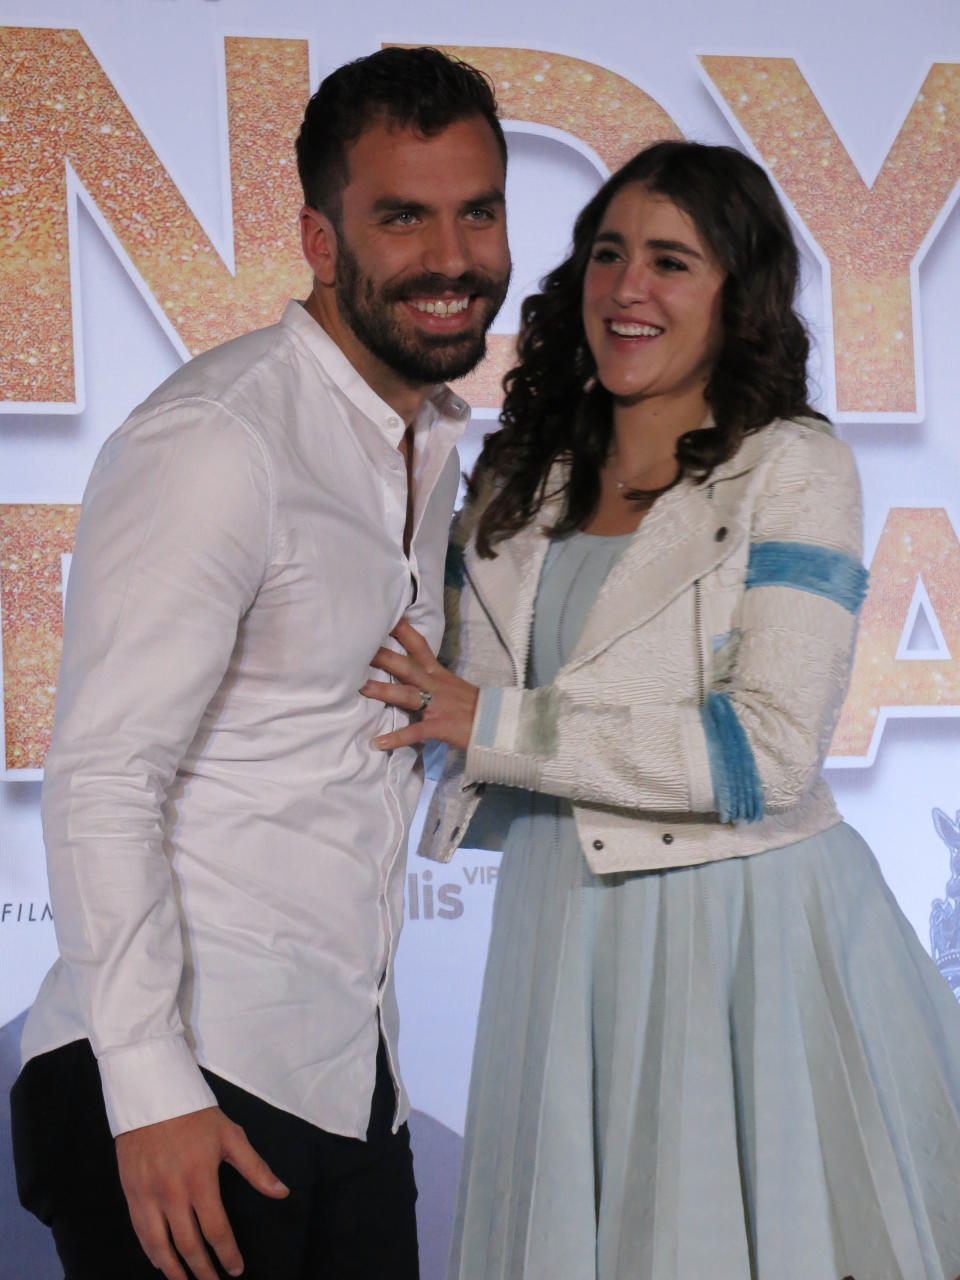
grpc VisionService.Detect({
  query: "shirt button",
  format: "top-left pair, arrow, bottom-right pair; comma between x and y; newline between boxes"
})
592,839 -> 604,851
662,832 -> 674,845
388,416 -> 402,429
715,526 -> 728,542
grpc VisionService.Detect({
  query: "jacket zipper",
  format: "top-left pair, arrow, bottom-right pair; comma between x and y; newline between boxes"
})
694,576 -> 705,705
694,482 -> 717,706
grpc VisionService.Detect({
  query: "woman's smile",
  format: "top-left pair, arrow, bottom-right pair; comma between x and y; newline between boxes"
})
582,184 -> 725,411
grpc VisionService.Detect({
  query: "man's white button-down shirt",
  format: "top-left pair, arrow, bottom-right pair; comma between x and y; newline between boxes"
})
24,300 -> 468,1139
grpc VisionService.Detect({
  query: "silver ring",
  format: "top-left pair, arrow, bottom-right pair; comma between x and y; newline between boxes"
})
417,688 -> 433,711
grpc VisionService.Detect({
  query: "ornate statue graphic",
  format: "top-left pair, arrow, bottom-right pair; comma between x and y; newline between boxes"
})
930,807 -> 960,1001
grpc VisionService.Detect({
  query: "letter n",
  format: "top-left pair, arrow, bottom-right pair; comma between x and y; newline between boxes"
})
0,28 -> 311,411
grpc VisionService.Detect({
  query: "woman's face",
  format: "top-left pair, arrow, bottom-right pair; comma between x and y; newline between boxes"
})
581,183 -> 726,414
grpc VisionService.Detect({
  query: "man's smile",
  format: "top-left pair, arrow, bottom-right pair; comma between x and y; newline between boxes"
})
408,296 -> 471,316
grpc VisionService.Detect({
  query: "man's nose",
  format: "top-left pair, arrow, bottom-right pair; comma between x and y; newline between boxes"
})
421,218 -> 470,280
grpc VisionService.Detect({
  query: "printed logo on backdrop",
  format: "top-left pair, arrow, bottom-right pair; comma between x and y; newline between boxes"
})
405,864 -> 500,924
0,901 -> 52,926
2,32 -> 960,775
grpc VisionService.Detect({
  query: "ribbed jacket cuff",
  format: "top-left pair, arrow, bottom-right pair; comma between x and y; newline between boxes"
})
465,688 -> 541,790
98,1035 -> 218,1136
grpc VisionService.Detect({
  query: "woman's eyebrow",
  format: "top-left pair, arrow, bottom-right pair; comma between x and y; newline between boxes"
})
591,230 -> 705,261
592,230 -> 626,249
646,237 -> 705,260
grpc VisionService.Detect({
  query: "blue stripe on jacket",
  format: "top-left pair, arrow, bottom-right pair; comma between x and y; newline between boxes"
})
746,541 -> 868,613
700,691 -> 764,823
444,541 -> 465,590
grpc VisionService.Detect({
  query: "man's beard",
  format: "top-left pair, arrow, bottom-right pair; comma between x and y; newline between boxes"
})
334,239 -> 510,385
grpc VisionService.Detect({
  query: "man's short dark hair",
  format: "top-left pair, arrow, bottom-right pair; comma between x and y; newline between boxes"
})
296,46 -> 506,226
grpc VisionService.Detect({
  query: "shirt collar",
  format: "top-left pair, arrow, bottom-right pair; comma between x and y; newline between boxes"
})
281,300 -> 471,446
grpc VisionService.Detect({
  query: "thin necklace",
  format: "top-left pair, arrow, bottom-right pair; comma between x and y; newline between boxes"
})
612,454 -> 679,492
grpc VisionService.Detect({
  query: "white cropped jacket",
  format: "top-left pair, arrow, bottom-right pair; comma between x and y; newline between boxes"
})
418,419 -> 867,874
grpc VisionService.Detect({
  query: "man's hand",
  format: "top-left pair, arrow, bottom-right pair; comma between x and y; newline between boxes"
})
115,1105 -> 289,1280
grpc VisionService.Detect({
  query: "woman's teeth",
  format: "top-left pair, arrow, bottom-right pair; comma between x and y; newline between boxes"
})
609,321 -> 663,337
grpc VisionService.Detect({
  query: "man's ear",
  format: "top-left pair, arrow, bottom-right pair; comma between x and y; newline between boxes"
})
300,205 -> 338,286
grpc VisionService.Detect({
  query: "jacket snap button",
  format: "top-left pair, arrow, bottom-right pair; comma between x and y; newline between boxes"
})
592,839 -> 604,851
714,526 -> 728,542
662,832 -> 674,844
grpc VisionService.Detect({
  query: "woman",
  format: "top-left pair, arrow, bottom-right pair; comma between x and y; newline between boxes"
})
361,142 -> 960,1279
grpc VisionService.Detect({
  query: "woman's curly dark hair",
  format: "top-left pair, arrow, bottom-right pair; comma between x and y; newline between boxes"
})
471,140 -> 825,557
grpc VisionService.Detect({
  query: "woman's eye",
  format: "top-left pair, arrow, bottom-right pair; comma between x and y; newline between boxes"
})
590,247 -> 621,263
657,255 -> 687,272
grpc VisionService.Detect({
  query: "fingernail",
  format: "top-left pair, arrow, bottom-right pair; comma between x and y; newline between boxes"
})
228,1267 -> 243,1277
371,736 -> 387,749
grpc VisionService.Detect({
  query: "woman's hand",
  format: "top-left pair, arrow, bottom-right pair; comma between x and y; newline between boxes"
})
362,617 -> 480,752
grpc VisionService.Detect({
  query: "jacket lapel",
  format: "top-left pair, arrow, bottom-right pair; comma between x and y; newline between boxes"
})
569,481 -> 744,668
463,466 -> 565,682
463,518 -> 545,680
462,428 -> 781,682
569,429 -> 774,669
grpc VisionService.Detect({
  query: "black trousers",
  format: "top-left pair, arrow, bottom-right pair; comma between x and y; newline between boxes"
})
10,1038 -> 419,1280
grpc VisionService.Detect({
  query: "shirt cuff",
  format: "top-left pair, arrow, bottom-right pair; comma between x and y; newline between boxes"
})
97,1035 -> 219,1136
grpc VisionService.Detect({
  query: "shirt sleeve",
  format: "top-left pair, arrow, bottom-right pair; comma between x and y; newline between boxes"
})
462,429 -> 866,819
40,400 -> 273,1136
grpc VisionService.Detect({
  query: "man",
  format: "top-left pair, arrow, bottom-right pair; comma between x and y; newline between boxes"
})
10,47 -> 510,1280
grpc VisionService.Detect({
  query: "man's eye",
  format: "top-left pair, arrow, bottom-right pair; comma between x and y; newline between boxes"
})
465,207 -> 495,223
387,211 -> 418,226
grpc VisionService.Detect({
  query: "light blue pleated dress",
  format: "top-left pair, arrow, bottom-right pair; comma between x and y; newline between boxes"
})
448,531 -> 960,1280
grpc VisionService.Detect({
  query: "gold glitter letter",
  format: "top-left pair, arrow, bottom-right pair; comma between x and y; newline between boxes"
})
1,505 -> 79,771
0,28 -> 310,408
700,58 -> 960,418
832,508 -> 960,761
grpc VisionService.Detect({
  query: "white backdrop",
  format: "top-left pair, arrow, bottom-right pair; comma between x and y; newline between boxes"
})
2,1 -> 959,1275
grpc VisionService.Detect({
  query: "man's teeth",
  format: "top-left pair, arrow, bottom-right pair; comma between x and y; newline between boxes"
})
411,297 -> 470,316
609,321 -> 663,337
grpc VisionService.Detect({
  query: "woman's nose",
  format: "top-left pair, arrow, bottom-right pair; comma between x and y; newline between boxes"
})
612,260 -> 652,306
